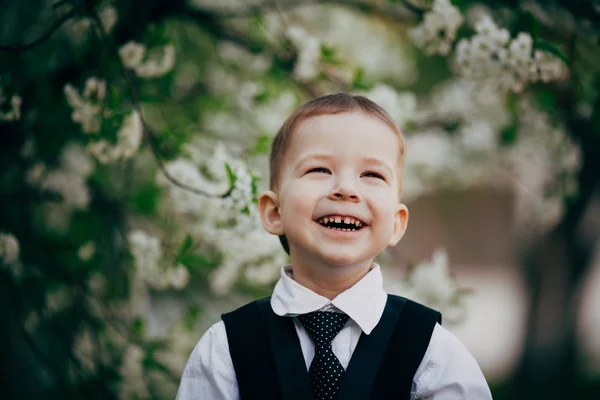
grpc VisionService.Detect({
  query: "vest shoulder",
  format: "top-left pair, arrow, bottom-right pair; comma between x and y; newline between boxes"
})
387,294 -> 442,324
221,296 -> 271,320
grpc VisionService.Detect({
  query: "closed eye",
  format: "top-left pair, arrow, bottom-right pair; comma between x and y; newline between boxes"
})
361,171 -> 386,181
307,167 -> 331,174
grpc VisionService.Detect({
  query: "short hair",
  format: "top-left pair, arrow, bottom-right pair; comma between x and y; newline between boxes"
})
268,93 -> 406,255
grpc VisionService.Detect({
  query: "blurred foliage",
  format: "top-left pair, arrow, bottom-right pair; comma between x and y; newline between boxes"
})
2,0 -> 600,399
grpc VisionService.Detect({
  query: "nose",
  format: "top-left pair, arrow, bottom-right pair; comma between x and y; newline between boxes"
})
328,176 -> 360,203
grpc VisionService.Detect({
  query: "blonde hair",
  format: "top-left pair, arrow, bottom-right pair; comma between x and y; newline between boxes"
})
268,93 -> 406,254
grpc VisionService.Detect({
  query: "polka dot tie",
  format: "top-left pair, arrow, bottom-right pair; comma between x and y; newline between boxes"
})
297,311 -> 350,400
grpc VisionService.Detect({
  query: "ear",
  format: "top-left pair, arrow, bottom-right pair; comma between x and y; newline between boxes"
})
258,190 -> 285,236
387,203 -> 409,247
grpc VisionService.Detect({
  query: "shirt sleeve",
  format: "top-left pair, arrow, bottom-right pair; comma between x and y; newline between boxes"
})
176,321 -> 239,400
411,323 -> 493,400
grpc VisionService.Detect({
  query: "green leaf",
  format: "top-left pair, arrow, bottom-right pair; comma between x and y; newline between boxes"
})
129,183 -> 161,215
534,87 -> 558,114
130,318 -> 145,338
320,45 -> 342,66
520,11 -> 541,39
183,306 -> 202,330
536,41 -> 568,65
352,68 -> 371,90
254,135 -> 271,154
500,123 -> 518,145
225,163 -> 237,187
174,234 -> 193,264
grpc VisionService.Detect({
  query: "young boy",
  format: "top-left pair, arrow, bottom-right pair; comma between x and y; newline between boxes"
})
177,93 -> 492,400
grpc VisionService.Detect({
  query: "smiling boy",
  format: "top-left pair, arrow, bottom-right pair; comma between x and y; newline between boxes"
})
177,94 -> 492,400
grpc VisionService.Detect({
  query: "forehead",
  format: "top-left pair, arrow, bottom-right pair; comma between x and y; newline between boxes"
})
286,112 -> 401,162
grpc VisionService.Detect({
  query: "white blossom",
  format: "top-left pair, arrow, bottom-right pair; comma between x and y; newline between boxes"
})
87,111 -> 143,164
0,83 -> 22,122
98,5 -> 118,34
40,143 -> 94,209
128,229 -> 163,280
167,264 -> 191,290
455,16 -> 567,92
217,41 -> 272,72
409,0 -> 464,56
78,241 -> 97,261
64,78 -> 106,133
405,129 -> 457,174
389,248 -> 468,325
120,344 -> 149,400
509,98 -> 580,234
210,225 -> 286,295
134,44 -> 176,78
221,163 -> 257,226
127,229 -> 191,291
0,232 -> 20,265
361,84 -> 417,128
156,159 -> 217,215
252,91 -> 298,135
73,328 -> 96,373
71,5 -> 118,36
119,41 -> 146,69
46,286 -> 72,315
286,25 -> 321,82
459,120 -> 497,152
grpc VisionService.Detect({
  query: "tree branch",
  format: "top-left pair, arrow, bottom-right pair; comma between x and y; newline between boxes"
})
88,10 -> 233,198
0,4 -> 81,53
193,0 -> 416,22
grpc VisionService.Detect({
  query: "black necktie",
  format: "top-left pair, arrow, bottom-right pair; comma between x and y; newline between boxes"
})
297,311 -> 350,400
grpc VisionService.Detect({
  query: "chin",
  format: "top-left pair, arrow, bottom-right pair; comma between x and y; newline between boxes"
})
318,251 -> 364,268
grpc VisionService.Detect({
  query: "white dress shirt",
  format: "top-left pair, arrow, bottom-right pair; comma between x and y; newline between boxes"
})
177,264 -> 492,399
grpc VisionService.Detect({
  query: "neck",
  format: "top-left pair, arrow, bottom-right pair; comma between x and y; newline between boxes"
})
289,254 -> 373,300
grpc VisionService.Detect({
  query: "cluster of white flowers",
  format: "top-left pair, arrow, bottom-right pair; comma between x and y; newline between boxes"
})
119,344 -> 149,400
221,163 -> 258,226
45,286 -> 72,315
509,98 -> 580,233
236,87 -> 297,135
71,4 -> 118,36
209,225 -> 287,295
428,78 -> 511,130
455,16 -> 567,92
38,142 -> 95,209
0,232 -> 20,265
78,241 -> 97,261
218,41 -> 272,73
409,0 -> 464,55
361,83 -> 417,128
285,25 -> 321,82
87,111 -> 143,164
388,248 -> 468,325
64,77 -> 106,134
156,158 -> 225,216
119,42 -> 176,78
0,85 -> 21,122
72,328 -> 97,374
21,143 -> 94,234
128,230 -> 191,290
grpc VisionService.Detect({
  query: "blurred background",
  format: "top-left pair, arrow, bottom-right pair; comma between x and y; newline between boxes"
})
1,0 -> 600,398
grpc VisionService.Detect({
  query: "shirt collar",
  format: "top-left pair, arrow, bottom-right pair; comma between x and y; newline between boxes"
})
270,264 -> 388,335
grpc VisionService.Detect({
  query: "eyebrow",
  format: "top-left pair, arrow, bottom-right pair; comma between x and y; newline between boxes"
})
294,153 -> 395,177
361,156 -> 395,177
294,153 -> 332,172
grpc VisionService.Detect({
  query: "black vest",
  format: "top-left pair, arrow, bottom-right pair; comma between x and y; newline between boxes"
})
222,294 -> 441,400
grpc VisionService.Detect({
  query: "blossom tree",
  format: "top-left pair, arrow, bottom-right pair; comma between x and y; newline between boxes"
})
1,0 -> 599,398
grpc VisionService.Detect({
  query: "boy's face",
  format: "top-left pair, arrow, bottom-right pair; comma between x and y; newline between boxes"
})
259,111 -> 408,269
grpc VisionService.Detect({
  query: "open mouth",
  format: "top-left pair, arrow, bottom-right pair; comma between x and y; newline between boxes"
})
316,215 -> 366,232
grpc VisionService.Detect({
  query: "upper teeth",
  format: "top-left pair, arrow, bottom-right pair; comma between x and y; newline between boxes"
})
318,216 -> 363,227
